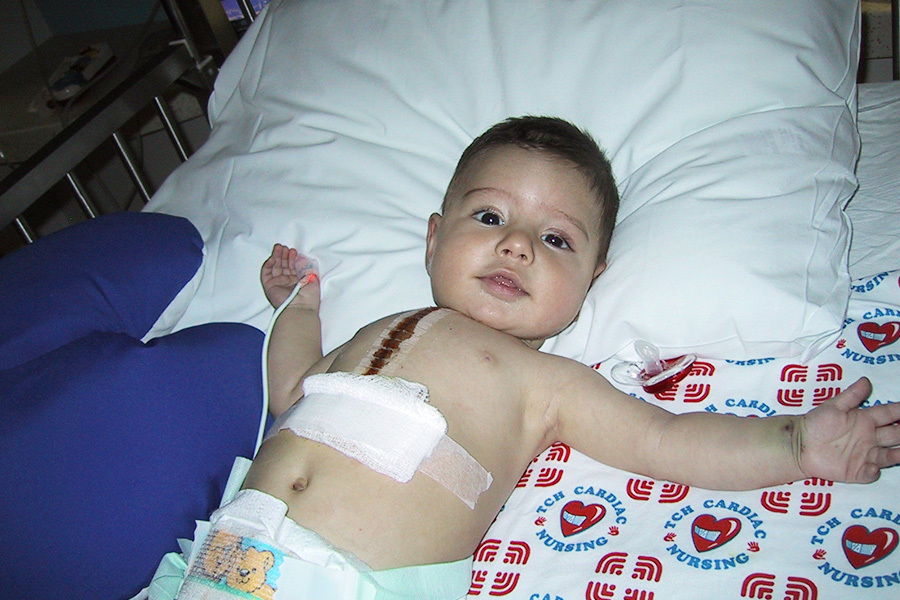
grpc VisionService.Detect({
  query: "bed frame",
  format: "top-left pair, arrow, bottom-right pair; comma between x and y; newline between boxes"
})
0,0 -> 240,248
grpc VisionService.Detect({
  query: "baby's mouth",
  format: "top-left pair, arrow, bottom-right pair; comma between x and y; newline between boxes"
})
481,273 -> 527,297
491,275 -> 521,290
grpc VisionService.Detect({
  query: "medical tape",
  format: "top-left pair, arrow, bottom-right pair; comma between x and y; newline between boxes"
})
358,307 -> 447,376
269,373 -> 492,509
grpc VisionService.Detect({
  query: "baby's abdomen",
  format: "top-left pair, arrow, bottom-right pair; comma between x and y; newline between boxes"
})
242,429 -> 488,570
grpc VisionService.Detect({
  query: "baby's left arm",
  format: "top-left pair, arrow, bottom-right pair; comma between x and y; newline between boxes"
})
552,359 -> 900,490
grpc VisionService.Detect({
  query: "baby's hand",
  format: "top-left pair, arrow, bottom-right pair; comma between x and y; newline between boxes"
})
798,378 -> 900,483
260,244 -> 320,310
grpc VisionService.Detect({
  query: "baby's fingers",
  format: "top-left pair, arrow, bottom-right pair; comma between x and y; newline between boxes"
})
855,447 -> 900,484
265,244 -> 297,273
271,243 -> 293,262
856,461 -> 882,484
875,399 -> 900,425
869,445 -> 900,472
829,378 -> 873,412
876,421 -> 900,448
886,446 -> 900,468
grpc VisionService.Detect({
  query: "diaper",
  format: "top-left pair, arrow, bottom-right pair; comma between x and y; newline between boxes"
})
146,460 -> 472,600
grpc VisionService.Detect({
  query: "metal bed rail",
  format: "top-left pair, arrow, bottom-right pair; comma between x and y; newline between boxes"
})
0,0 -> 246,248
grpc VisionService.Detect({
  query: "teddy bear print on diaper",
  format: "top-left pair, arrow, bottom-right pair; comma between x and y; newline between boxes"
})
181,529 -> 281,600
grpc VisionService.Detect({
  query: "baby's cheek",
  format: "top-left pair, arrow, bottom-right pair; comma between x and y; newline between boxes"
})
546,289 -> 584,330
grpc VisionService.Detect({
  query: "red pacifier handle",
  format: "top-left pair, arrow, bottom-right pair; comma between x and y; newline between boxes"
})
610,341 -> 696,394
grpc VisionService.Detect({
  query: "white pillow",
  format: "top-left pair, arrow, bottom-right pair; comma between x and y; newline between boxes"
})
146,0 -> 860,364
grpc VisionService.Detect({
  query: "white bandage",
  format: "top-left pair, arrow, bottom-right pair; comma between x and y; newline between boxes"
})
269,373 -> 492,509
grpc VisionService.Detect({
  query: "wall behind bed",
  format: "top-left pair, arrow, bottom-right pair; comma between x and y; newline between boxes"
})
860,0 -> 897,81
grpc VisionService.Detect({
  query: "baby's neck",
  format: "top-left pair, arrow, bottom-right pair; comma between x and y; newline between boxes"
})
521,337 -> 545,350
432,303 -> 548,350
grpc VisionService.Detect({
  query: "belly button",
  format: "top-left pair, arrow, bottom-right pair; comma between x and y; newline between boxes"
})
291,477 -> 308,492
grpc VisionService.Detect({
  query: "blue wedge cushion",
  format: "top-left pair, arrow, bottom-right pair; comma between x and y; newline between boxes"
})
0,212 -> 264,599
0,212 -> 203,371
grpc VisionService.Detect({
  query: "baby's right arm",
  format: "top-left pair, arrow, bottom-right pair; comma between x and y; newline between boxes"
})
261,244 -> 323,416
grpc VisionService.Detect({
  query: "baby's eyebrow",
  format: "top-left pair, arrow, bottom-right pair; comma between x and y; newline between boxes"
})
462,187 -> 504,200
551,208 -> 589,240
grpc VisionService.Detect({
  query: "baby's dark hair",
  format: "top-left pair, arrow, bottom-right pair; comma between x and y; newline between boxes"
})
445,115 -> 619,261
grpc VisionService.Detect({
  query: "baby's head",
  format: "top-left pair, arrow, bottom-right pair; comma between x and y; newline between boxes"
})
426,116 -> 619,346
444,116 -> 619,261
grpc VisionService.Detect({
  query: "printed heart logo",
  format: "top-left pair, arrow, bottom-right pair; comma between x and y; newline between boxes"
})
691,514 -> 741,552
560,501 -> 605,537
842,525 -> 898,569
857,322 -> 900,353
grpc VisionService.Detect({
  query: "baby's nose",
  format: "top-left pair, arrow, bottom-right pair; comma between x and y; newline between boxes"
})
497,230 -> 533,261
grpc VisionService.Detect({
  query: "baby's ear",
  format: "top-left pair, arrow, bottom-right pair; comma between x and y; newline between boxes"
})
593,260 -> 607,280
425,213 -> 442,273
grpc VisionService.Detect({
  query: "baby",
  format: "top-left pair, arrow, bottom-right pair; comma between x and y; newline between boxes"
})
168,117 -> 900,600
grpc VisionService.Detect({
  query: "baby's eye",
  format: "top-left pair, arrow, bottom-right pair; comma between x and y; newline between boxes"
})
542,233 -> 571,250
473,210 -> 504,226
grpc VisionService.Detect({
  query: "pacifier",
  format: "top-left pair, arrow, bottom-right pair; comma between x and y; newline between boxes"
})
610,341 -> 696,394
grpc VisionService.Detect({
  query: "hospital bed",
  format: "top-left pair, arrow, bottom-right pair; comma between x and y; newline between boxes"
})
2,1 -> 899,598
